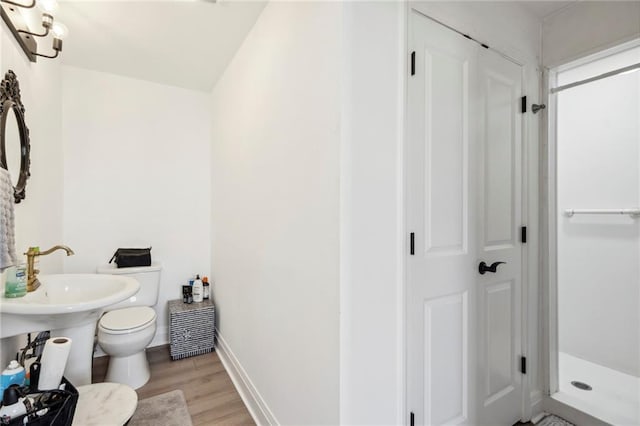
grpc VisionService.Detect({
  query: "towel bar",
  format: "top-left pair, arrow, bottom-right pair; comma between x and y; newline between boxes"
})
564,208 -> 640,218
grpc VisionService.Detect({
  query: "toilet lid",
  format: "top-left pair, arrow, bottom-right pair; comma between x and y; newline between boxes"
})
101,307 -> 156,331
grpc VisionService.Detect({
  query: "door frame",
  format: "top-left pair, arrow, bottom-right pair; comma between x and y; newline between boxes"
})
403,4 -> 537,423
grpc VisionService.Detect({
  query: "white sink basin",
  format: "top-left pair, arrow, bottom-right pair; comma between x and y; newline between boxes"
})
0,274 -> 140,386
0,274 -> 139,315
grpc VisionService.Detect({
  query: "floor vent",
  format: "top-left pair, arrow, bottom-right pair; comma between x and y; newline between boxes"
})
570,381 -> 593,391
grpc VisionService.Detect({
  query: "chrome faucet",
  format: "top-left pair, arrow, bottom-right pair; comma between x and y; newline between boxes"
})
24,245 -> 75,292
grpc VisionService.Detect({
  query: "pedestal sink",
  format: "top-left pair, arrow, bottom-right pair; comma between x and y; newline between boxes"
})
0,274 -> 140,386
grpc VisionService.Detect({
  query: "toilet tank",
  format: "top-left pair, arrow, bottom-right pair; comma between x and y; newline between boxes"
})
96,262 -> 162,311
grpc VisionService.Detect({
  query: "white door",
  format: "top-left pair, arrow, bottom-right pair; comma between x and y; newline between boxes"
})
407,10 -> 524,426
476,45 -> 523,426
407,11 -> 479,425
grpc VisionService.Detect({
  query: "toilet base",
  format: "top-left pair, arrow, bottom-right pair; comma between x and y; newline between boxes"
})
105,350 -> 150,390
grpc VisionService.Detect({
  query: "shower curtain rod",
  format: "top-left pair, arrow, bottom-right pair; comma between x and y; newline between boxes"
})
550,62 -> 640,94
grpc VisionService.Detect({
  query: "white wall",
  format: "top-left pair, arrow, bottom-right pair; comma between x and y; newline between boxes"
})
61,66 -> 211,346
542,1 -> 640,67
0,21 -> 64,367
556,53 -> 640,377
0,22 -> 64,274
210,2 -> 341,424
340,2 -> 404,424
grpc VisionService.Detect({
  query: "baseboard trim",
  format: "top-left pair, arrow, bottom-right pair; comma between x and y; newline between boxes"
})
215,329 -> 279,426
150,325 -> 168,348
530,390 -> 544,421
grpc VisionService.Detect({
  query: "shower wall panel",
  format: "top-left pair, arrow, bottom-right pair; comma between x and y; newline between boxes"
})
557,61 -> 640,377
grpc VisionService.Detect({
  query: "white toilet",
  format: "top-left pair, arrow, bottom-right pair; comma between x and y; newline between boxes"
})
96,262 -> 162,389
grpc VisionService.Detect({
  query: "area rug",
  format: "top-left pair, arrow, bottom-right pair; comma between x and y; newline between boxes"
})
537,414 -> 575,426
128,390 -> 193,426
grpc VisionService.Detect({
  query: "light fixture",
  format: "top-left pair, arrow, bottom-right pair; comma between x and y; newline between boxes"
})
0,0 -> 35,9
0,0 -> 67,62
33,20 -> 65,58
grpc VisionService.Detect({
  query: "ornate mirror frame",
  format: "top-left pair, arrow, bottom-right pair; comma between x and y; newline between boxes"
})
0,70 -> 30,203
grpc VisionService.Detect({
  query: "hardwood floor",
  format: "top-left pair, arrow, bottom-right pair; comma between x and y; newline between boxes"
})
92,350 -> 537,426
92,346 -> 255,426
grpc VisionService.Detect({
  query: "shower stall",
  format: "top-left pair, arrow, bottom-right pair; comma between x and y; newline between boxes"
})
547,41 -> 640,425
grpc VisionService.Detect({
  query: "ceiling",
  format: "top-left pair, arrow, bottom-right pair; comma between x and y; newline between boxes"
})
518,1 -> 578,19
56,1 -> 267,92
51,1 -> 579,93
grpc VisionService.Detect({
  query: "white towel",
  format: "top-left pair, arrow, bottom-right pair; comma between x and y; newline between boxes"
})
0,168 -> 17,271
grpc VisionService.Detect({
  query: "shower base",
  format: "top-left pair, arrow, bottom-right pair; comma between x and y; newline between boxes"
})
553,352 -> 639,425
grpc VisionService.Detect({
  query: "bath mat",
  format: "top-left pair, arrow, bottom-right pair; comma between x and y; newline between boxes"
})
128,389 -> 193,426
537,414 -> 575,426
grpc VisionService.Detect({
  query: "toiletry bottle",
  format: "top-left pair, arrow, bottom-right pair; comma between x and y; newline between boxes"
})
0,361 -> 25,396
3,266 -> 17,298
203,276 -> 210,300
183,285 -> 194,304
193,275 -> 203,303
23,357 -> 37,387
4,265 -> 27,298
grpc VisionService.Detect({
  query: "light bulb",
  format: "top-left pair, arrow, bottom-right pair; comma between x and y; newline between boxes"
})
41,12 -> 53,29
52,22 -> 68,40
37,0 -> 58,13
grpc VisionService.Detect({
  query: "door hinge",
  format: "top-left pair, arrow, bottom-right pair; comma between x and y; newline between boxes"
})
520,356 -> 527,374
521,96 -> 527,113
410,51 -> 416,76
521,226 -> 527,244
410,233 -> 415,255
410,412 -> 415,426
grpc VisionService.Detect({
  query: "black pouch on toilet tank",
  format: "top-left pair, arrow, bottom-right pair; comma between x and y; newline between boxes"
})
109,247 -> 152,268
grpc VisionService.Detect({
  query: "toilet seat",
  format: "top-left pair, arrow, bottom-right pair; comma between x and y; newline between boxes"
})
99,306 -> 156,335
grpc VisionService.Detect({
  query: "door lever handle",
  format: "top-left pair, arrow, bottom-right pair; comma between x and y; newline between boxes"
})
478,261 -> 506,275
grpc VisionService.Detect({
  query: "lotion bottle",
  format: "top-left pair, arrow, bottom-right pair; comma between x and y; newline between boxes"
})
193,275 -> 203,303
